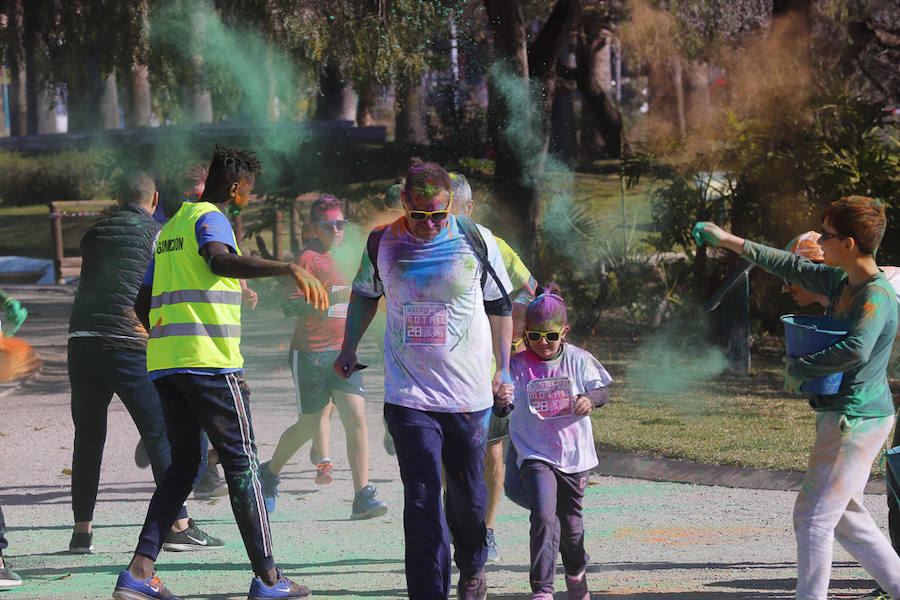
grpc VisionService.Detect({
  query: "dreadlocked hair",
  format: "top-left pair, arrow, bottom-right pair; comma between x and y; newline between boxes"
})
201,144 -> 263,203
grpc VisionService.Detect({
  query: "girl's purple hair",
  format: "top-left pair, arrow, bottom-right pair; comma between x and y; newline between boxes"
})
525,293 -> 567,329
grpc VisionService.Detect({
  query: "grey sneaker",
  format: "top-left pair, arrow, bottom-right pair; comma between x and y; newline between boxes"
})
162,519 -> 224,552
457,571 -> 486,600
0,561 -> 22,589
351,485 -> 388,520
485,528 -> 500,562
68,531 -> 94,554
194,465 -> 228,499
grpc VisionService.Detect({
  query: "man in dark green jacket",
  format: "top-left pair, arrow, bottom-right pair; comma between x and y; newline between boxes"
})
66,171 -> 222,555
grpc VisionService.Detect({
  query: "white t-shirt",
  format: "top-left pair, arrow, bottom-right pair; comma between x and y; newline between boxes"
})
352,216 -> 513,412
509,344 -> 612,474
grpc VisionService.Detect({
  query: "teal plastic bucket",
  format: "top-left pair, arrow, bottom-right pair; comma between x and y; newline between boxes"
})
781,315 -> 849,395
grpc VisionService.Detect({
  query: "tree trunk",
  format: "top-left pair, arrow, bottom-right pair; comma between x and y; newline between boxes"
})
484,0 -> 532,253
394,77 -> 428,144
684,60 -> 711,129
185,7 -> 213,124
66,57 -> 106,133
126,63 -> 152,128
0,67 -> 7,136
314,62 -> 357,122
673,56 -> 686,135
7,0 -> 27,136
574,25 -> 622,161
23,0 -> 42,135
484,0 -> 581,274
36,87 -> 58,134
356,86 -> 376,127
100,73 -> 120,129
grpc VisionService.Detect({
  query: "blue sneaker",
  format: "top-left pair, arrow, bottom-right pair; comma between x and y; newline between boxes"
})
350,484 -> 388,520
247,569 -> 310,599
259,461 -> 280,513
112,570 -> 182,600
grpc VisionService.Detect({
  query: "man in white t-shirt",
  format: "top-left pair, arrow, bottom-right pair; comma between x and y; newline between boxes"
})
334,163 -> 513,600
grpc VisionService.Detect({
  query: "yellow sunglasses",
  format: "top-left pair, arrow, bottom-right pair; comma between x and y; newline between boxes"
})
406,197 -> 453,222
525,327 -> 565,342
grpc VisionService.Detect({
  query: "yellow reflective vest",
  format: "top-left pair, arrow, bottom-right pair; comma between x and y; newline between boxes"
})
146,202 -> 243,372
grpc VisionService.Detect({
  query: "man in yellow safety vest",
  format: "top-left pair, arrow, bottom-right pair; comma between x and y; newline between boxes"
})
112,145 -> 328,600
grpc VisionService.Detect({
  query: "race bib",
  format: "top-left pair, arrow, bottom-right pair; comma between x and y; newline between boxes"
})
404,302 -> 448,346
328,303 -> 348,319
527,377 -> 574,419
328,286 -> 350,318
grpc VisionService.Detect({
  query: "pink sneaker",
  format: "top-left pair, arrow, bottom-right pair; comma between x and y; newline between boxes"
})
315,460 -> 334,485
565,571 -> 589,600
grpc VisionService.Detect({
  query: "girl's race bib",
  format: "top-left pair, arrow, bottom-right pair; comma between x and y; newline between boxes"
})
328,286 -> 350,319
403,302 -> 448,346
527,377 -> 574,419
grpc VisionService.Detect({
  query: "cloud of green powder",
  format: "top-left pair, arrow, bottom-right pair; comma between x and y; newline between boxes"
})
626,312 -> 729,405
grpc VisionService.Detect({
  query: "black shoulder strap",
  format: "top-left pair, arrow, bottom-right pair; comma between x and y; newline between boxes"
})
366,225 -> 389,288
456,216 -> 511,311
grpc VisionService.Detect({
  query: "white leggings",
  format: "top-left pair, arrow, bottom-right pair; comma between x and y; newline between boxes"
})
794,411 -> 900,599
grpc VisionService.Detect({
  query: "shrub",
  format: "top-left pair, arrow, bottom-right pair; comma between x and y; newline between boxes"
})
0,150 -> 112,205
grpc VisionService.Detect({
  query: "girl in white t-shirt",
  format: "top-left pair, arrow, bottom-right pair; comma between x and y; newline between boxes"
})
494,293 -> 611,600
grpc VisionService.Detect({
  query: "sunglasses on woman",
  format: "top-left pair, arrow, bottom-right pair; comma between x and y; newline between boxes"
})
406,198 -> 453,222
317,220 -> 348,232
525,328 -> 565,342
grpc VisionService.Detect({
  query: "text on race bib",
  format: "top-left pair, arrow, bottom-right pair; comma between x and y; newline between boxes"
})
403,302 -> 448,346
527,377 -> 575,419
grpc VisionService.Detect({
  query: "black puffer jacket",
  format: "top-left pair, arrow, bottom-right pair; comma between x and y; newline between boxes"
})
68,203 -> 162,350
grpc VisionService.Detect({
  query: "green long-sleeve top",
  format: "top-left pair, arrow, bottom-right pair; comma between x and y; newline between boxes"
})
742,240 -> 898,417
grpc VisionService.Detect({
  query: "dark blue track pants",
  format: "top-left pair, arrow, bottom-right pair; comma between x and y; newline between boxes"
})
135,372 -> 275,573
384,403 -> 489,600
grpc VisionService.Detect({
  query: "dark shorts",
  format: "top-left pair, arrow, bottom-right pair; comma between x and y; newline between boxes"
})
483,411 -> 509,443
289,349 -> 365,414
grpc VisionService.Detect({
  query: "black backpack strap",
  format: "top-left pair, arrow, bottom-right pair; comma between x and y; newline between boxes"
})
456,216 -> 511,311
366,225 -> 388,291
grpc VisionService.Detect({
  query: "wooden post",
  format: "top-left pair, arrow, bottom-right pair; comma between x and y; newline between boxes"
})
49,202 -> 64,284
290,202 -> 301,254
273,208 -> 283,260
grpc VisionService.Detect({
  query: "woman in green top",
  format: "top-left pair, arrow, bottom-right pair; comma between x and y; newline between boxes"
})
693,196 -> 900,600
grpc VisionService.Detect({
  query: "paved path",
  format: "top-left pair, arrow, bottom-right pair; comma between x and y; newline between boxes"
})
0,284 -> 889,599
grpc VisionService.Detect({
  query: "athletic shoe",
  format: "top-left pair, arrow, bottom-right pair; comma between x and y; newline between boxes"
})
383,430 -> 396,456
315,460 -> 334,485
68,530 -> 94,554
194,465 -> 228,499
457,571 -> 487,600
351,485 -> 388,520
247,568 -> 311,599
855,588 -> 892,600
565,571 -> 589,600
0,562 -> 22,589
134,439 -> 150,469
529,594 -> 553,600
259,461 -> 280,513
112,570 -> 182,600
162,519 -> 224,552
485,528 -> 500,562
